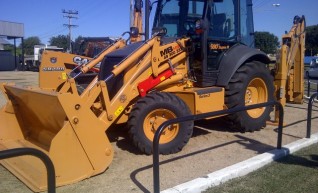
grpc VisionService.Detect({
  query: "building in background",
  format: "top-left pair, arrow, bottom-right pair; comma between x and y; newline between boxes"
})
0,38 -> 10,50
0,20 -> 24,71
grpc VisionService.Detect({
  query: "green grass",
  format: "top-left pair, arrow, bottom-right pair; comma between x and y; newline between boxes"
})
203,143 -> 318,193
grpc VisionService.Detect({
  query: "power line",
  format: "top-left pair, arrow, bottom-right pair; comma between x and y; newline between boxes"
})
39,28 -> 68,43
62,9 -> 78,52
254,0 -> 269,9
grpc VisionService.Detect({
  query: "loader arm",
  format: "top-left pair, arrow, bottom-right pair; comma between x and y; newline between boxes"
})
79,39 -> 126,74
64,35 -> 190,121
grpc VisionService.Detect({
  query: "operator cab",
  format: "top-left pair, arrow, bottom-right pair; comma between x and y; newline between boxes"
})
153,0 -> 254,87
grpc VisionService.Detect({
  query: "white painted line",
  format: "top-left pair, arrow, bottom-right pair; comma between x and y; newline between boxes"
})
161,133 -> 318,193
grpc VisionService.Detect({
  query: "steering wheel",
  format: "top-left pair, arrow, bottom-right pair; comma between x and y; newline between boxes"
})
184,20 -> 196,31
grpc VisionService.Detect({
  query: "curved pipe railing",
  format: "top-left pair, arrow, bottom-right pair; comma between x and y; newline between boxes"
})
0,148 -> 56,193
153,101 -> 284,193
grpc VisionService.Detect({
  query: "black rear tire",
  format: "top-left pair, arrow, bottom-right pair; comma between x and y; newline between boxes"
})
128,92 -> 194,155
225,61 -> 274,132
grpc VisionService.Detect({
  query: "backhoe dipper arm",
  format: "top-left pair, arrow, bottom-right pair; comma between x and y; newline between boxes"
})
272,15 -> 305,123
274,15 -> 306,106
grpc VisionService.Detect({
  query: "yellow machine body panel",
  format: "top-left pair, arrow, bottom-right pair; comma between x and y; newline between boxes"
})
174,87 -> 225,115
39,51 -> 93,90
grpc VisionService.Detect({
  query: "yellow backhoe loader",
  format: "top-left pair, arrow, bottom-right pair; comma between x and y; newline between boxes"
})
0,0 -> 305,191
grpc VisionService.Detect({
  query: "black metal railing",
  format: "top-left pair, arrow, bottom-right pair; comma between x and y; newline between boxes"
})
0,148 -> 56,193
306,78 -> 318,99
306,92 -> 318,138
152,101 -> 284,193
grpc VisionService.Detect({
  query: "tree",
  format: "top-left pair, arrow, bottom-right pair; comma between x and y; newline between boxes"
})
254,31 -> 279,54
305,25 -> 318,56
49,35 -> 68,51
20,36 -> 41,55
73,36 -> 84,54
4,44 -> 22,55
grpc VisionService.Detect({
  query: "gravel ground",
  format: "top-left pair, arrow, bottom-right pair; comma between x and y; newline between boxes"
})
0,71 -> 317,193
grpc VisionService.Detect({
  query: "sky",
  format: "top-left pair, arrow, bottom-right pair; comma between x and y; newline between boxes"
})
0,0 -> 317,45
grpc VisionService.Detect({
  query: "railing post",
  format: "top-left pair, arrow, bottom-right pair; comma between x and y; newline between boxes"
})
307,79 -> 310,97
153,119 -> 174,193
153,125 -> 161,193
276,102 -> 284,149
153,101 -> 281,193
306,92 -> 318,138
316,84 -> 318,99
0,148 -> 56,193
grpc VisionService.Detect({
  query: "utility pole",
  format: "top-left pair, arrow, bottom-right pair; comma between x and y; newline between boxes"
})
62,9 -> 78,53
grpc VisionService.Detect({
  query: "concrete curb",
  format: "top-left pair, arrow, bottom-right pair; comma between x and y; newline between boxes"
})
161,132 -> 318,193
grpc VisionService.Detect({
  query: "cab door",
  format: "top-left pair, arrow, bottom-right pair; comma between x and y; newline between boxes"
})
197,0 -> 254,87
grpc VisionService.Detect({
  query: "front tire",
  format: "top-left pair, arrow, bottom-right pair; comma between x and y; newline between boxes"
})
128,92 -> 194,155
225,61 -> 274,132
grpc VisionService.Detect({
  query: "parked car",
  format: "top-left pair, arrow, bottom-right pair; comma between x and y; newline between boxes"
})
306,58 -> 318,78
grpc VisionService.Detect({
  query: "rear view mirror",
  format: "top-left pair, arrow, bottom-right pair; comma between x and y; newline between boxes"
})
130,27 -> 139,38
152,27 -> 167,36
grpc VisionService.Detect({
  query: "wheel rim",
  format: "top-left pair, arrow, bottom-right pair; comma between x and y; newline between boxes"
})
143,109 -> 179,144
245,77 -> 268,118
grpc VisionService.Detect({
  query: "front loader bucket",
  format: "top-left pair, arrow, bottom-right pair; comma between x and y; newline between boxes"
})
0,84 -> 113,192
